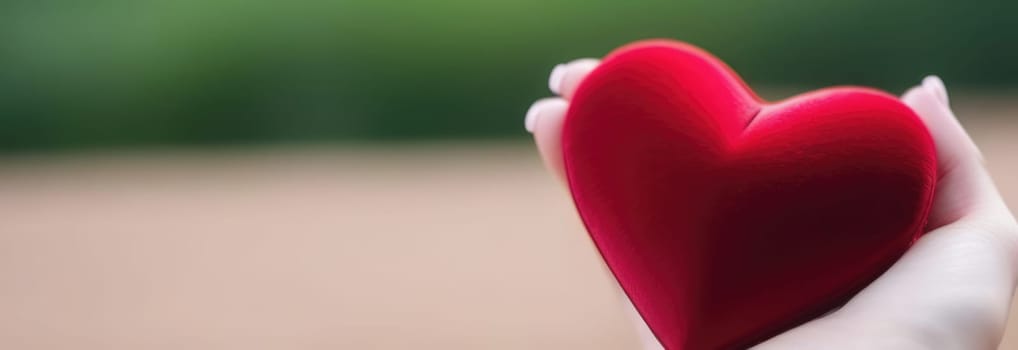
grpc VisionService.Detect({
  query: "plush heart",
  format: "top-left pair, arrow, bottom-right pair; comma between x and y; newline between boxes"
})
562,40 -> 937,349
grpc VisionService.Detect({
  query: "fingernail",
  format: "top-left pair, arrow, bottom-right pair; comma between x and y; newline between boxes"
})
922,75 -> 949,106
548,64 -> 566,95
524,101 -> 542,133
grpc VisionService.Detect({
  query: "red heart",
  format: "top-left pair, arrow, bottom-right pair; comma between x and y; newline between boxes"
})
562,40 -> 937,349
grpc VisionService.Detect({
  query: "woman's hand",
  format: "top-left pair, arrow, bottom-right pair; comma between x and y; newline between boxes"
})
525,60 -> 1018,349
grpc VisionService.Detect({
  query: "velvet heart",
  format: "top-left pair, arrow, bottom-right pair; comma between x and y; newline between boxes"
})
562,40 -> 937,350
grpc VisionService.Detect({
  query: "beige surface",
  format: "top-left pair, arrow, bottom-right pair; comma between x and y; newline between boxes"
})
0,116 -> 1016,349
0,145 -> 640,349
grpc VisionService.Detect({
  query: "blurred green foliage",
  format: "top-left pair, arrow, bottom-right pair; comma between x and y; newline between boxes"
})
1,0 -> 1016,152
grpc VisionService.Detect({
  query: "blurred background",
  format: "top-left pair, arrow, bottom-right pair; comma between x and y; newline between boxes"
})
1,1 -> 1017,349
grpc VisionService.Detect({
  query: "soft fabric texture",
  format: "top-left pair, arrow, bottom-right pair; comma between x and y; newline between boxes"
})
562,40 -> 937,349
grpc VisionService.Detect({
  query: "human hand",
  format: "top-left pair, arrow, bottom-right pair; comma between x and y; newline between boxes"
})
525,60 -> 1018,349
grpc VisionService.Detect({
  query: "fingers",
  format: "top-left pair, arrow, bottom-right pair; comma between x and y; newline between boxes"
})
549,58 -> 600,100
526,98 -> 569,181
901,76 -> 978,173
922,76 -> 949,106
902,76 -> 1009,229
526,58 -> 601,182
902,76 -> 1017,254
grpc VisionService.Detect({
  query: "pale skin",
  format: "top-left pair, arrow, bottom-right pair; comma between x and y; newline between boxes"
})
525,59 -> 1018,349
